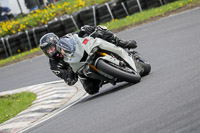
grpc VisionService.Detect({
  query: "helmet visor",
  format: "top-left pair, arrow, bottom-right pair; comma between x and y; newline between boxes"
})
56,37 -> 76,59
45,45 -> 56,57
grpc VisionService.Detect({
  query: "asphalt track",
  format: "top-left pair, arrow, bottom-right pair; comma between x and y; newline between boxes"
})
1,7 -> 200,133
0,55 -> 59,92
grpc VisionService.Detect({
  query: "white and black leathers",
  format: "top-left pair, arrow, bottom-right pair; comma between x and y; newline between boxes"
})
49,25 -> 137,93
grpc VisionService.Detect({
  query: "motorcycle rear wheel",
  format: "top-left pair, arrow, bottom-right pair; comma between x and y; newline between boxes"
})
96,59 -> 141,83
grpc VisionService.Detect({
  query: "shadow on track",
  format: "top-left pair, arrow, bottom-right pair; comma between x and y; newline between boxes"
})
79,82 -> 136,103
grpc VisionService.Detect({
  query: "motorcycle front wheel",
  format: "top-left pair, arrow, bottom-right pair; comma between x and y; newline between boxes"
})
96,59 -> 141,83
137,58 -> 151,76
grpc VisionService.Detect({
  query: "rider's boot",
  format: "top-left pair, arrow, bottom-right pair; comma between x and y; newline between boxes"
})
117,39 -> 137,49
114,35 -> 137,49
79,74 -> 101,95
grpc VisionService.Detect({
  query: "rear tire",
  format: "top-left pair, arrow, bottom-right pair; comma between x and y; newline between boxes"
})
96,59 -> 141,83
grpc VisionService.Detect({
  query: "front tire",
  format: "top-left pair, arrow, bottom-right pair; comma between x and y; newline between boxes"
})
96,59 -> 141,83
137,58 -> 151,76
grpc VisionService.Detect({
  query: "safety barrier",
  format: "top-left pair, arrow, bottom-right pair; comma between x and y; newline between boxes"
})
78,5 -> 98,26
0,0 -> 176,59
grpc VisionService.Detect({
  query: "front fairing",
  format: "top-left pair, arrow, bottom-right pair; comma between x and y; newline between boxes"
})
60,34 -> 137,73
64,34 -> 98,72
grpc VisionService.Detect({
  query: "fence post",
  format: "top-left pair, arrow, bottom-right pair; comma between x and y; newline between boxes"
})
105,3 -> 114,20
70,15 -> 79,31
32,28 -> 38,46
1,37 -> 9,57
92,6 -> 97,26
159,0 -> 164,5
136,0 -> 142,12
5,37 -> 13,56
25,30 -> 32,50
45,24 -> 49,32
121,2 -> 129,16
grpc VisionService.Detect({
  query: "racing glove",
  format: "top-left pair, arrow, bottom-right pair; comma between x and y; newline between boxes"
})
78,25 -> 95,37
64,70 -> 78,86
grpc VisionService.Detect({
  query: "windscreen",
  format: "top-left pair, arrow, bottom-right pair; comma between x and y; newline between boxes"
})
56,37 -> 76,55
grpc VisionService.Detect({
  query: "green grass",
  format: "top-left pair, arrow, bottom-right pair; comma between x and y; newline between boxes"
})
0,0 -> 199,68
0,47 -> 42,68
0,92 -> 36,124
104,0 -> 199,30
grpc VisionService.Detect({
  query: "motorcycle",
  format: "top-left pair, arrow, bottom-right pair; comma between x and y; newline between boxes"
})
56,34 -> 151,94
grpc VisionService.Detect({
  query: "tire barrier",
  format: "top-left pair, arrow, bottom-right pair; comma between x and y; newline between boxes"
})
78,5 -> 98,26
125,0 -> 147,14
0,0 -> 177,59
145,0 -> 163,9
97,2 -> 114,24
162,0 -> 174,4
26,29 -> 38,49
60,15 -> 79,34
121,2 -> 130,16
32,25 -> 48,46
18,31 -> 32,51
0,38 -> 9,59
71,12 -> 84,29
112,2 -> 127,19
5,34 -> 21,56
47,18 -> 66,37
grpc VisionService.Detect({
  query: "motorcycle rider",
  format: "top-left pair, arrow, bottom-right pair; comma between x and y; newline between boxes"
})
40,25 -> 137,94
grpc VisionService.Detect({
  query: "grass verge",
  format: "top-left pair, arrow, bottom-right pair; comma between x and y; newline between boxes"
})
104,0 -> 200,32
0,47 -> 42,68
0,92 -> 36,124
0,0 -> 200,68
